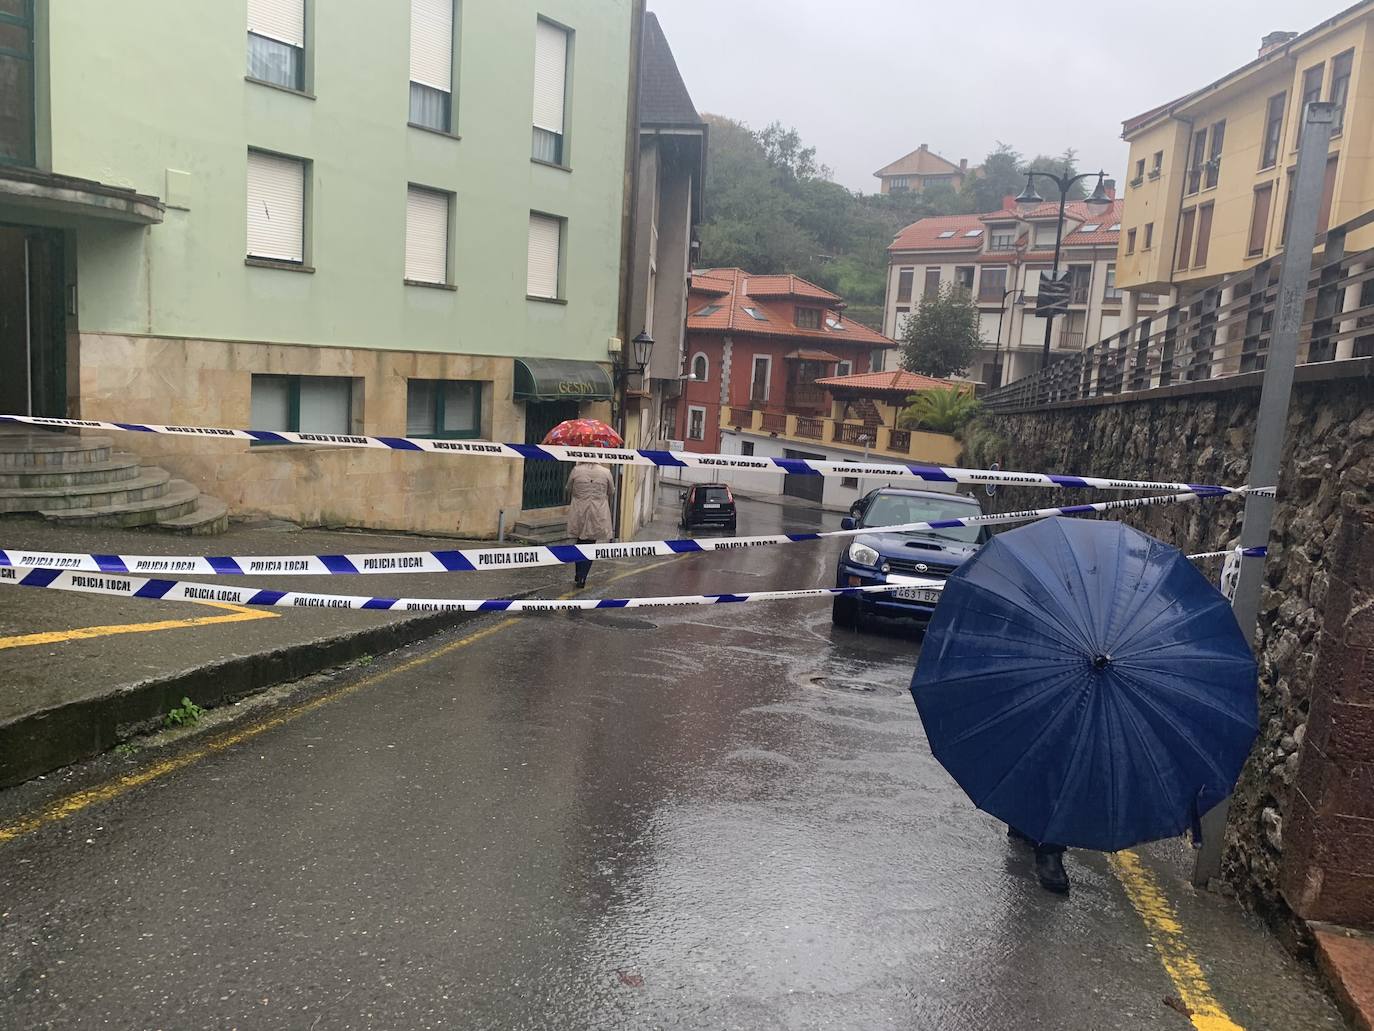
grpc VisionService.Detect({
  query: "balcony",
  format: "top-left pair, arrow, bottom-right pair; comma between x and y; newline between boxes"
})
719,406 -> 961,466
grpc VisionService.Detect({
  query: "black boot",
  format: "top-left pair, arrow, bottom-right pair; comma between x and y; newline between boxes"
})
1034,849 -> 1070,894
1007,826 -> 1034,848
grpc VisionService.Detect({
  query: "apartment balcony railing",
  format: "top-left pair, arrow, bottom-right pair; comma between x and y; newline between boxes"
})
832,423 -> 875,446
983,209 -> 1374,412
718,407 -> 961,465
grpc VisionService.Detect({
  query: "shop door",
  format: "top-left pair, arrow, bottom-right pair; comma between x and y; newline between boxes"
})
0,225 -> 66,418
521,400 -> 580,509
782,447 -> 825,503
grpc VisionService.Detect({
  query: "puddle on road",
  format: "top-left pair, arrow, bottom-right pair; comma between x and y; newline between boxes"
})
803,673 -> 905,697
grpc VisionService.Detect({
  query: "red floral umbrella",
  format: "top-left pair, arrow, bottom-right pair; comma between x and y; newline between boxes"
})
541,418 -> 624,448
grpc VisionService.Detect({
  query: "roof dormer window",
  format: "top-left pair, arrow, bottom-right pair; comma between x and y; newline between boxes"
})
796,307 -> 821,330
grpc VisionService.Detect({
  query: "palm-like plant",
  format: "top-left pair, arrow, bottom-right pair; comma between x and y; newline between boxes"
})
898,388 -> 981,434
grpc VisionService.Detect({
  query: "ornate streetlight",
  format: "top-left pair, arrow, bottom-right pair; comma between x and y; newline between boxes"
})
1015,170 -> 1113,368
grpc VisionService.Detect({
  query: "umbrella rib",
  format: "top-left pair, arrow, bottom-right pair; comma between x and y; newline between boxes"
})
971,672 -> 1091,806
952,579 -> 1094,656
1112,661 -> 1259,729
1111,558 -> 1212,655
1108,684 -> 1181,846
935,667 -> 1086,749
1038,678 -> 1103,843
1112,669 -> 1237,783
976,546 -> 1098,654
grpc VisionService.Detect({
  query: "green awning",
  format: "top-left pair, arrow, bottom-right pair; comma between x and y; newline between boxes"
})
513,358 -> 614,402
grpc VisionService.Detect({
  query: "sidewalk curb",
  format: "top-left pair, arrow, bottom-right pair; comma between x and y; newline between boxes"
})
0,594 -> 544,789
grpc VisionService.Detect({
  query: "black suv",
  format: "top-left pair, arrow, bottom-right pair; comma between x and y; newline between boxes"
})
679,483 -> 737,531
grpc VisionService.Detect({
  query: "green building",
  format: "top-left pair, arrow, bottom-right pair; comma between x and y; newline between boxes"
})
0,0 -> 641,534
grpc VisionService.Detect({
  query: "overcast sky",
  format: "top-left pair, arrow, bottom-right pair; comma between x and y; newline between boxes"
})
648,0 -> 1317,193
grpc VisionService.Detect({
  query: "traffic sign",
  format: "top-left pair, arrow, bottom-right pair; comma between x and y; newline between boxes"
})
1035,270 -> 1071,317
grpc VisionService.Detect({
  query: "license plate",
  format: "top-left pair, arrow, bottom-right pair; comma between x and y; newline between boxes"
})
703,503 -> 721,508
893,587 -> 942,603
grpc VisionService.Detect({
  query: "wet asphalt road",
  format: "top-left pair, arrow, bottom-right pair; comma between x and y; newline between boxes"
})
0,490 -> 1346,1030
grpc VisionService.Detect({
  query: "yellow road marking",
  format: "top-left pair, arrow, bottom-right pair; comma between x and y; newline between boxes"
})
0,555 -> 681,846
0,602 -> 279,651
1110,850 -> 1245,1031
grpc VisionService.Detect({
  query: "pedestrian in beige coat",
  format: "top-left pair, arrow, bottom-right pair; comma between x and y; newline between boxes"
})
566,462 -> 615,587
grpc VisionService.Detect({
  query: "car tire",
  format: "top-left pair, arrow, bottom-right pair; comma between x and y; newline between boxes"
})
726,520 -> 737,533
832,594 -> 860,630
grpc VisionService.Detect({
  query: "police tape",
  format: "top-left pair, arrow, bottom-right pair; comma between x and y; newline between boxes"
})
0,414 -> 1256,494
0,490 -> 1223,577
0,565 -> 944,612
1187,546 -> 1268,560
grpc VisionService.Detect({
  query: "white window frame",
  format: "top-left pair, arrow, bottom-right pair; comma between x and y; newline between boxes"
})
690,352 -> 709,382
246,149 -> 307,265
687,405 -> 706,441
405,184 -> 452,286
526,211 -> 564,300
409,0 -> 455,131
247,0 -> 306,91
532,17 -> 571,164
750,355 -> 771,402
836,360 -> 852,377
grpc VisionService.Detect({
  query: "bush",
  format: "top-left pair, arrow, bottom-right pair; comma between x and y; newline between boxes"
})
899,389 -> 982,435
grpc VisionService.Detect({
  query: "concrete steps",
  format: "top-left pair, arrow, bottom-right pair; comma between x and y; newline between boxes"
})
511,511 -> 573,546
0,430 -> 230,535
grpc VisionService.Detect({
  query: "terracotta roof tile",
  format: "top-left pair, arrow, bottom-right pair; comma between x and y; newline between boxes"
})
687,267 -> 898,347
889,214 -> 987,253
814,370 -> 963,393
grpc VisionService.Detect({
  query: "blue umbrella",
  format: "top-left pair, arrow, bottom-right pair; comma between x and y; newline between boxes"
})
910,517 -> 1258,852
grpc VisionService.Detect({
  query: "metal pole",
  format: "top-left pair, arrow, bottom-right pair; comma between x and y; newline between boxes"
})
1191,101 -> 1335,887
1040,180 -> 1069,369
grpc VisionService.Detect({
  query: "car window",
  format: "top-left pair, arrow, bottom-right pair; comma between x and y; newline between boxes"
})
860,494 -> 982,544
700,487 -> 731,503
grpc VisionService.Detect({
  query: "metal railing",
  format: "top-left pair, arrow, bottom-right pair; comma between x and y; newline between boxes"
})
833,423 -> 873,446
984,209 -> 1374,412
761,412 -> 787,433
888,428 -> 912,452
795,416 -> 824,439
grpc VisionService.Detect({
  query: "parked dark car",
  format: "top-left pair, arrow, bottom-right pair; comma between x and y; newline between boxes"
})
832,487 -> 989,630
679,483 -> 737,531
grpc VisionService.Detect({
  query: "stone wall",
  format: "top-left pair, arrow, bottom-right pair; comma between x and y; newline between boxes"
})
74,334 -> 611,537
975,368 -> 1374,916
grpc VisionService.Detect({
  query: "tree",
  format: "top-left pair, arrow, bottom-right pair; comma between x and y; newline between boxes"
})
1025,148 -> 1087,201
899,284 -> 983,378
963,142 -> 1024,213
755,121 -> 831,181
899,389 -> 982,434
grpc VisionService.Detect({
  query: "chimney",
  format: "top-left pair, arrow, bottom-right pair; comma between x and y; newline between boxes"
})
1105,179 -> 1117,199
1259,30 -> 1296,56
959,158 -> 968,172
919,143 -> 928,151
1002,194 -> 1017,212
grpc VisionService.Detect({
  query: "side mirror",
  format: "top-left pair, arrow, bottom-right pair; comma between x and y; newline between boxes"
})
679,491 -> 688,502
841,517 -> 857,531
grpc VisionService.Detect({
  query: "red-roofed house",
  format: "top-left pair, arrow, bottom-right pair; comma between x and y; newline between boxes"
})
675,268 -> 897,453
667,272 -> 968,508
884,191 -> 1159,386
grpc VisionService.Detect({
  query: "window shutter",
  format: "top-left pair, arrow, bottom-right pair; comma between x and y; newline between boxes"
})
246,151 -> 305,262
532,20 -> 567,134
406,187 -> 449,283
298,377 -> 352,434
527,214 -> 561,298
410,0 -> 452,92
247,0 -> 304,48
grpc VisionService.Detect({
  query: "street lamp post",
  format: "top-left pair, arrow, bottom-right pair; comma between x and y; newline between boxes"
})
611,330 -> 656,541
992,288 -> 1025,389
1015,169 -> 1114,369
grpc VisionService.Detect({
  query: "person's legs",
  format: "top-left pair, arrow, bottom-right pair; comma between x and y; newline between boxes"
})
1006,825 -> 1069,893
574,538 -> 594,587
1033,842 -> 1069,894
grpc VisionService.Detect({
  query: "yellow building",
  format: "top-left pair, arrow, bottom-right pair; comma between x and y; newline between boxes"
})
1117,2 -> 1374,307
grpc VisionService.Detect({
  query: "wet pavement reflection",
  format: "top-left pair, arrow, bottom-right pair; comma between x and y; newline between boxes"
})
0,489 -> 1344,1030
